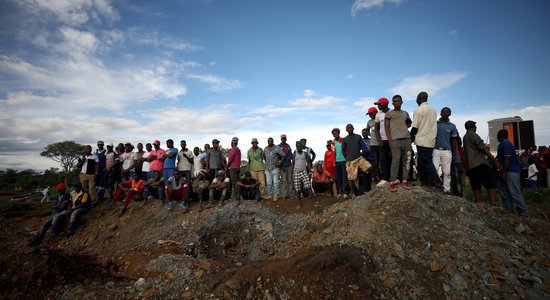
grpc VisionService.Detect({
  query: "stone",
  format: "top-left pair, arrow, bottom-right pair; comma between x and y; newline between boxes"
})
450,274 -> 468,291
225,278 -> 241,290
443,284 -> 451,293
394,244 -> 405,260
261,223 -> 273,233
303,285 -> 308,293
515,224 -> 525,234
524,288 -> 547,300
141,287 -> 156,298
430,260 -> 442,272
134,277 -> 146,290
195,269 -> 204,279
181,291 -> 194,300
348,284 -> 360,291
383,277 -> 397,289
165,273 -> 174,281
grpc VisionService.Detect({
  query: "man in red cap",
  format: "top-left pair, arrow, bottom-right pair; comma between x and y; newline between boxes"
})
28,182 -> 70,247
148,140 -> 166,178
374,98 -> 392,187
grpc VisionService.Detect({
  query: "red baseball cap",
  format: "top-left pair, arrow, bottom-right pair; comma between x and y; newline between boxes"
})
367,107 -> 378,114
55,182 -> 66,191
153,140 -> 161,145
374,98 -> 389,105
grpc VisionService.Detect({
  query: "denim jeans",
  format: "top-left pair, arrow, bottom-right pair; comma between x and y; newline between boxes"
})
280,166 -> 293,197
335,161 -> 348,195
417,146 -> 442,187
265,168 -> 280,197
29,212 -> 63,245
499,171 -> 527,212
144,185 -> 165,200
67,207 -> 90,234
237,186 -> 260,200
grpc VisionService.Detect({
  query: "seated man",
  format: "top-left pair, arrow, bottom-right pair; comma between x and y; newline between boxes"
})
143,170 -> 165,201
236,171 -> 261,202
165,170 -> 190,211
28,182 -> 70,247
209,170 -> 229,206
312,164 -> 335,196
112,172 -> 145,217
191,170 -> 210,211
51,182 -> 91,237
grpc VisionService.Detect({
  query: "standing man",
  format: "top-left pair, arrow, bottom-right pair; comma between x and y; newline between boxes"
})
135,143 -> 146,180
332,128 -> 348,198
300,138 -> 316,163
433,107 -> 458,195
148,140 -> 165,178
206,139 -> 226,181
248,138 -> 267,199
192,146 -> 202,177
342,124 -> 373,198
366,107 -> 380,180
120,142 -> 137,182
163,139 -> 178,180
177,140 -> 194,183
323,140 -> 336,179
227,137 -> 242,199
384,95 -> 412,192
263,137 -> 285,202
141,143 -> 152,180
95,141 -> 107,200
291,140 -> 315,206
497,129 -> 527,214
463,121 -> 499,205
374,98 -> 391,188
410,91 -> 442,189
76,145 -> 99,204
279,134 -> 293,199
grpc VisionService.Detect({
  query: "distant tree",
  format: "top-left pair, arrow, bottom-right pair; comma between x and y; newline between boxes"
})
40,141 -> 83,183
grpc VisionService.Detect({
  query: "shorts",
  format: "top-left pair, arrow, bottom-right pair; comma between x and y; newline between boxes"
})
346,156 -> 372,181
467,164 -> 497,190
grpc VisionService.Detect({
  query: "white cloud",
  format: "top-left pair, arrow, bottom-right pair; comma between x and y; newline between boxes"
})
187,74 -> 245,92
289,96 -> 344,108
388,72 -> 467,101
303,89 -> 315,97
15,0 -> 119,26
351,0 -> 403,17
352,97 -> 376,114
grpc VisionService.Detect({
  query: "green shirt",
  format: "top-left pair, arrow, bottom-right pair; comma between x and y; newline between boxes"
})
247,147 -> 265,171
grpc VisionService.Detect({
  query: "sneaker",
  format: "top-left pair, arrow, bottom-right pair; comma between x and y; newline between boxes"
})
401,181 -> 410,190
272,196 -> 278,202
376,179 -> 388,188
118,207 -> 127,217
147,195 -> 154,200
180,202 -> 187,210
389,182 -> 398,192
342,194 -> 349,199
167,202 -> 173,210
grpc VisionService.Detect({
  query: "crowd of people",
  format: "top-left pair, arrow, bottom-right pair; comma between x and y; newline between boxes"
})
28,91 -> 549,247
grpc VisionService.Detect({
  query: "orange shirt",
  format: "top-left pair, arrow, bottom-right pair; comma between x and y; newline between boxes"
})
125,179 -> 144,191
313,170 -> 331,182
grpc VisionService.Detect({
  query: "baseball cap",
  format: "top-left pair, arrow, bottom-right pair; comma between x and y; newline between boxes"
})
212,138 -> 220,144
153,140 -> 161,145
367,107 -> 378,114
331,127 -> 340,133
326,140 -> 332,146
280,134 -> 287,139
71,181 -> 82,188
55,182 -> 66,191
251,138 -> 258,143
465,120 -> 477,130
231,137 -> 239,144
97,140 -> 104,145
107,143 -> 114,147
217,170 -> 225,176
374,98 -> 389,105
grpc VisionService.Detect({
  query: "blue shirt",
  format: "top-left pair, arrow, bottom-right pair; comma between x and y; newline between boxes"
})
435,120 -> 458,150
334,139 -> 345,162
164,147 -> 178,169
497,139 -> 521,173
361,138 -> 372,161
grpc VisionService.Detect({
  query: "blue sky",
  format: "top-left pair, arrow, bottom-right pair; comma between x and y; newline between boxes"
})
1,0 -> 549,170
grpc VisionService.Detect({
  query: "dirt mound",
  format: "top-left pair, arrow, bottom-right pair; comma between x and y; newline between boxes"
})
1,187 -> 549,299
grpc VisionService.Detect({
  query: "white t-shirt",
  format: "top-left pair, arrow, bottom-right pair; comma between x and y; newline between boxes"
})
528,163 -> 538,181
212,177 -> 230,184
120,152 -> 137,171
192,155 -> 202,176
142,151 -> 151,172
375,111 -> 388,141
177,149 -> 194,171
412,102 -> 437,148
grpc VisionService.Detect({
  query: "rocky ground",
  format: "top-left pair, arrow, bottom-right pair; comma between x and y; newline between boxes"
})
1,186 -> 549,299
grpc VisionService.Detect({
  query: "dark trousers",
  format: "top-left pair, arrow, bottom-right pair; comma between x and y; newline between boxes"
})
417,146 -> 442,187
377,140 -> 391,181
451,162 -> 464,196
369,145 -> 381,180
237,186 -> 260,200
335,161 -> 348,194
